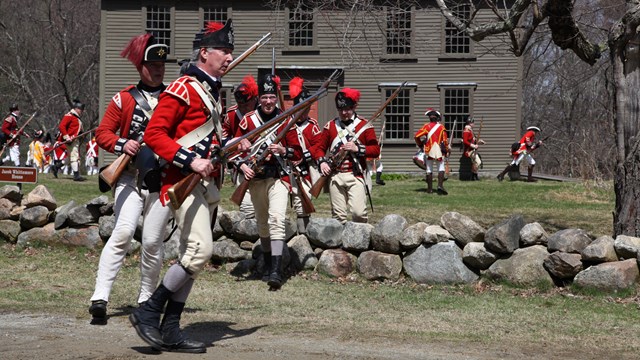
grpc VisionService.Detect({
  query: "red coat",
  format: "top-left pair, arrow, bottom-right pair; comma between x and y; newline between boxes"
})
222,104 -> 242,141
95,85 -> 138,153
513,130 -> 537,156
58,110 -> 83,141
462,125 -> 476,157
414,121 -> 449,160
144,75 -> 222,204
234,109 -> 303,185
311,115 -> 380,176
2,113 -> 21,146
294,117 -> 321,181
86,139 -> 99,158
53,142 -> 67,161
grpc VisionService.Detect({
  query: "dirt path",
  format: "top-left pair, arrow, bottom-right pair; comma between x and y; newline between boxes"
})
0,312 -> 614,360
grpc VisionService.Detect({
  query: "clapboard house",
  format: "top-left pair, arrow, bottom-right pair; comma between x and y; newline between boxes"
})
99,1 -> 522,173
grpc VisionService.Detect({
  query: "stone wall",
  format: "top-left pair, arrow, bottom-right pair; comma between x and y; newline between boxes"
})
2,184 -> 638,291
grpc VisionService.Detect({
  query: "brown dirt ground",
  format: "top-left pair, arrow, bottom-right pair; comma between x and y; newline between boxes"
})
0,312 -> 627,360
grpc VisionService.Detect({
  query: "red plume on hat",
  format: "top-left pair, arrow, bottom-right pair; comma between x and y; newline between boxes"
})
272,75 -> 281,91
341,88 -> 361,103
241,75 -> 258,98
121,34 -> 153,71
204,21 -> 225,34
289,77 -> 304,99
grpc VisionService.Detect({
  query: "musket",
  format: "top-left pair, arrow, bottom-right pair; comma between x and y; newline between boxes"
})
223,32 -> 272,76
168,84 -> 331,209
230,69 -> 340,207
0,111 -> 37,159
373,82 -> 408,169
44,127 -> 96,156
469,116 -> 484,159
229,102 -> 312,206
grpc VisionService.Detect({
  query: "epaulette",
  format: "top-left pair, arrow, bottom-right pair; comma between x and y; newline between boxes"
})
112,93 -> 122,110
307,117 -> 319,126
165,76 -> 194,105
239,110 -> 257,130
226,104 -> 238,114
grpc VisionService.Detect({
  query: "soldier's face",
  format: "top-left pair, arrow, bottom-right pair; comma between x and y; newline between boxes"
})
200,47 -> 233,78
140,61 -> 166,87
260,94 -> 277,115
238,97 -> 257,114
338,106 -> 356,121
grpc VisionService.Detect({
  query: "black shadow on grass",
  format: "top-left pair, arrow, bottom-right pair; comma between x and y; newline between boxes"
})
184,321 -> 265,346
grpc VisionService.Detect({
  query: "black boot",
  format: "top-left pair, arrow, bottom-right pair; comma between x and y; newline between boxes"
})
261,251 -> 272,282
73,171 -> 86,182
160,300 -> 206,353
129,283 -> 173,350
89,300 -> 108,325
375,171 -> 385,185
437,171 -> 448,195
267,255 -> 283,291
496,164 -> 511,182
426,174 -> 433,193
527,166 -> 537,182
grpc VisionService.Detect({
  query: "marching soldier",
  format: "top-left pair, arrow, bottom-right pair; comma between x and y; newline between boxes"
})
497,126 -> 543,182
1,104 -> 27,166
134,20 -> 237,353
235,74 -> 303,290
461,117 -> 484,181
58,99 -> 86,181
288,76 -> 321,234
414,108 -> 449,194
224,74 -> 258,218
85,135 -> 99,175
311,88 -> 380,224
88,34 -> 172,325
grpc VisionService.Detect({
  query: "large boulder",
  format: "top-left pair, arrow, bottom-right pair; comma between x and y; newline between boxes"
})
85,196 -> 109,220
218,211 -> 259,241
54,200 -> 77,229
581,236 -> 618,263
98,215 -> 115,241
0,198 -> 14,220
400,222 -> 427,250
0,219 -> 21,243
403,242 -> 479,284
547,229 -> 592,253
574,259 -> 639,291
357,251 -> 402,281
341,221 -> 373,252
316,249 -> 357,278
307,217 -> 343,249
17,224 -> 101,249
484,215 -> 525,255
210,238 -> 251,262
520,222 -> 549,247
288,235 -> 318,271
0,185 -> 22,203
22,185 -> 56,210
484,245 -> 553,286
462,242 -> 498,270
370,214 -> 407,254
423,225 -> 453,245
613,235 -> 640,259
543,252 -> 583,280
440,212 -> 484,246
19,205 -> 50,230
67,206 -> 98,227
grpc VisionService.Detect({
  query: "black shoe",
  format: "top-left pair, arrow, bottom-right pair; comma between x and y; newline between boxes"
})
161,300 -> 206,353
497,174 -> 504,182
73,171 -> 86,182
437,187 -> 448,195
89,300 -> 108,325
267,255 -> 283,291
130,284 -> 173,350
376,180 -> 386,185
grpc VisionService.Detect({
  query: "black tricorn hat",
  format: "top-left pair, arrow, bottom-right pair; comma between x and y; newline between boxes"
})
9,103 -> 18,111
72,99 -> 85,111
198,19 -> 234,50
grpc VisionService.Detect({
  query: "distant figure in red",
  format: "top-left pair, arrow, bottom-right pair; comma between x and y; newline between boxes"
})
497,126 -> 543,182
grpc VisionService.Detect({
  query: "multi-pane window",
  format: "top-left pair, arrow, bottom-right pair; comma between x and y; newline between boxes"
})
146,5 -> 171,52
203,6 -> 227,25
383,88 -> 412,140
443,88 -> 470,140
444,4 -> 471,54
386,7 -> 412,55
288,5 -> 314,47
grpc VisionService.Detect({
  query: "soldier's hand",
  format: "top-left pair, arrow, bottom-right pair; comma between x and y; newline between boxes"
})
240,163 -> 255,180
342,141 -> 358,153
320,162 -> 331,176
268,143 -> 285,155
478,139 -> 486,145
123,140 -> 140,156
237,138 -> 251,152
190,158 -> 213,178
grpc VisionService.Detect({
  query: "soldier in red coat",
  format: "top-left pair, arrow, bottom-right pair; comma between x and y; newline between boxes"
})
235,74 -> 303,291
311,88 -> 380,224
133,19 -> 238,353
88,33 -> 171,326
224,74 -> 258,218
1,104 -> 27,166
414,108 -> 449,194
288,76 -> 321,234
58,99 -> 86,181
497,126 -> 543,182
461,117 -> 485,181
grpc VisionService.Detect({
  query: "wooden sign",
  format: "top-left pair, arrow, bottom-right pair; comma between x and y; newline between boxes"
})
0,166 -> 38,183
